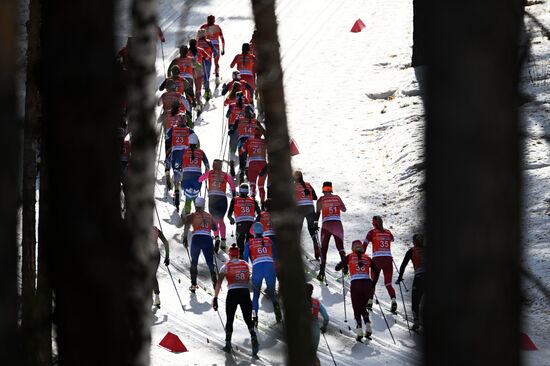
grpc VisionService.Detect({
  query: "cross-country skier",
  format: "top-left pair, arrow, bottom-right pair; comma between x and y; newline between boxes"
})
188,38 -> 210,102
315,181 -> 347,282
226,93 -> 250,177
363,215 -> 397,313
169,45 -> 195,100
168,122 -> 196,211
181,133 -> 209,215
159,65 -> 194,115
294,171 -> 320,260
227,183 -> 261,258
196,29 -> 217,100
212,244 -> 259,356
240,126 -> 267,203
335,240 -> 377,340
243,222 -> 282,326
157,79 -> 186,127
198,159 -> 236,253
231,107 -> 262,183
152,226 -> 170,308
163,102 -> 188,190
181,197 -> 218,292
230,43 -> 256,91
224,82 -> 251,106
306,283 -> 329,365
256,198 -> 277,260
396,233 -> 425,331
222,70 -> 254,104
200,15 -> 225,86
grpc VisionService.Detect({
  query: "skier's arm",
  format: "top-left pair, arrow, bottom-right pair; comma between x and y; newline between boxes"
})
397,248 -> 413,282
230,55 -> 237,68
334,255 -> 349,272
214,268 -> 226,298
182,214 -> 193,242
315,199 -> 322,221
158,230 -> 170,258
198,171 -> 209,183
219,27 -> 225,51
311,186 -> 318,201
319,303 -> 329,328
202,153 -> 210,171
227,198 -> 235,219
254,200 -> 261,215
362,231 -> 372,252
159,79 -> 167,91
221,82 -> 230,96
340,196 -> 347,212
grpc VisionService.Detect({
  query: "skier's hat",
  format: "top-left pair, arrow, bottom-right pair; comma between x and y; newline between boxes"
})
253,222 -> 264,235
229,244 -> 239,257
195,197 -> 205,208
322,181 -> 332,193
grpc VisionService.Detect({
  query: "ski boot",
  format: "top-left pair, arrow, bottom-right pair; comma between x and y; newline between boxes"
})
205,88 -> 212,101
229,161 -> 236,178
220,238 -> 227,251
355,327 -> 363,342
174,190 -> 180,211
189,285 -> 198,294
274,303 -> 282,323
316,268 -> 326,282
153,293 -> 161,308
214,236 -> 221,254
215,75 -> 221,88
223,332 -> 232,353
390,298 -> 398,314
165,171 -> 172,190
343,265 -> 349,276
366,298 -> 373,311
251,331 -> 259,357
365,322 -> 372,338
253,316 -> 259,328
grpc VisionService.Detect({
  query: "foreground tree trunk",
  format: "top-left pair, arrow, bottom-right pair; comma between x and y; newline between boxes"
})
126,0 -> 160,362
41,0 -> 146,364
250,0 -> 315,364
424,1 -> 523,365
21,0 -> 42,363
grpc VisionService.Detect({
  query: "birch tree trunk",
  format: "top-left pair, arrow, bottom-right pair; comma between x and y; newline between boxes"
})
125,0 -> 160,363
0,0 -> 22,364
250,0 -> 315,364
21,0 -> 42,362
424,1 -> 523,365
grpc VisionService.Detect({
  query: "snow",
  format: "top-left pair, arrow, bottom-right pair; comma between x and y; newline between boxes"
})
12,0 -> 549,363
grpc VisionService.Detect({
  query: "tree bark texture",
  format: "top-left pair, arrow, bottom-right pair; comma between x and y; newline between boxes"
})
0,0 -> 22,364
41,0 -> 143,365
21,0 -> 42,363
126,0 -> 160,363
250,0 -> 315,364
424,1 -> 523,365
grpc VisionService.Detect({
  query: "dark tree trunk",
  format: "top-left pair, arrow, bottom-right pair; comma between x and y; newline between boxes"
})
21,0 -> 41,363
250,0 -> 314,365
0,0 -> 22,364
424,1 -> 524,365
125,0 -> 161,362
40,0 -> 143,365
411,0 -> 428,67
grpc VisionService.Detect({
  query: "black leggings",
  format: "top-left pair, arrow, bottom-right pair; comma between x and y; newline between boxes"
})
412,273 -> 425,319
226,288 -> 254,334
236,221 -> 253,258
298,204 -> 320,256
350,279 -> 373,327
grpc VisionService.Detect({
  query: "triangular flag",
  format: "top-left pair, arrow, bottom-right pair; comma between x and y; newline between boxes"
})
520,332 -> 538,351
289,138 -> 300,156
159,332 -> 188,353
351,19 -> 366,33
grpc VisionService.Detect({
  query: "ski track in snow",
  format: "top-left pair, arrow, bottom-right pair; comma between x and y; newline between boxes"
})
11,0 -> 548,364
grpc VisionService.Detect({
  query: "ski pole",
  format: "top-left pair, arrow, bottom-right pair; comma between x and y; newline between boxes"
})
397,281 -> 411,336
342,274 -> 347,323
166,265 -> 186,313
374,293 -> 396,344
216,308 -> 226,330
212,250 -> 220,277
393,259 -> 409,292
322,333 -> 337,366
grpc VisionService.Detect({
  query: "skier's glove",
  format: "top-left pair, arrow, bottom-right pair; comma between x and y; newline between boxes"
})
183,238 -> 189,248
164,257 -> 170,266
221,49 -> 225,56
395,277 -> 403,285
229,217 -> 235,225
231,190 -> 237,198
320,325 -> 327,334
312,221 -> 319,231
212,297 -> 219,311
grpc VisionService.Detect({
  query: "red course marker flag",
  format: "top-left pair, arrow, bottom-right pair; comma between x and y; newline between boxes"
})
351,19 -> 366,33
289,138 -> 300,156
520,332 -> 538,351
159,332 -> 188,353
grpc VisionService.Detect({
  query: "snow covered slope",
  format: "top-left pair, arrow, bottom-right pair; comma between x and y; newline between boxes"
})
123,0 -> 548,364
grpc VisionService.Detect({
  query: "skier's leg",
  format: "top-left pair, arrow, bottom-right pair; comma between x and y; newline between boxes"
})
225,290 -> 238,341
251,268 -> 262,316
152,248 -> 161,295
350,280 -> 363,330
332,221 -> 346,260
319,227 -> 331,270
369,258 -> 382,301
382,257 -> 396,299
257,173 -> 266,203
190,237 -> 201,286
305,207 -> 320,258
362,279 -> 373,324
